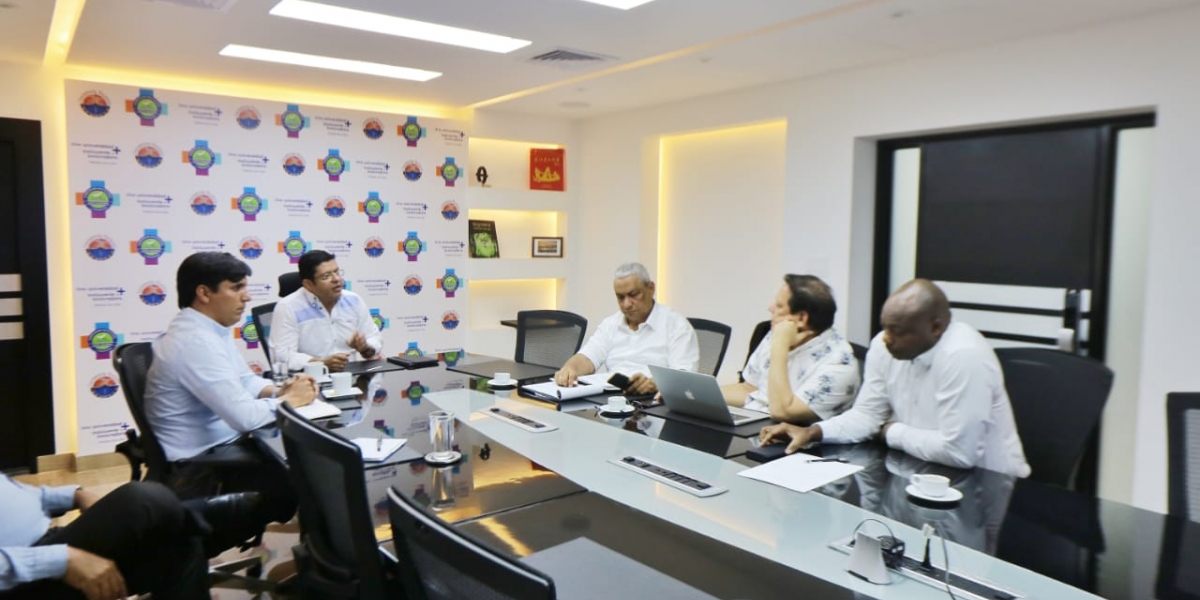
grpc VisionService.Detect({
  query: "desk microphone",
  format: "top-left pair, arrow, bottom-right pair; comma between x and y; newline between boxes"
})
919,523 -> 935,571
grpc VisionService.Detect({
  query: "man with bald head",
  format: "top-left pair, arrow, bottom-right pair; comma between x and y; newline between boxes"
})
760,279 -> 1030,477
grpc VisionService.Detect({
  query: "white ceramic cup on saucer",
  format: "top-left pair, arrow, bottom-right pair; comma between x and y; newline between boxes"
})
606,396 -> 629,412
910,473 -> 950,498
493,372 -> 512,385
330,372 -> 354,395
304,363 -> 329,380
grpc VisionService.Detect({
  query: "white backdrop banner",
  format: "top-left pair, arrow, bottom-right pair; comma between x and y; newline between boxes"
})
66,81 -> 469,455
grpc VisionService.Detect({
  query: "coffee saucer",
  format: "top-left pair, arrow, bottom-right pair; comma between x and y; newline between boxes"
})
322,386 -> 362,399
425,451 -> 463,466
487,379 -> 517,389
905,484 -> 963,504
598,404 -> 636,417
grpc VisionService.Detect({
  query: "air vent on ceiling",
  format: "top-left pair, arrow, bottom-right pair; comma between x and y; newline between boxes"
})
150,0 -> 241,11
526,48 -> 616,69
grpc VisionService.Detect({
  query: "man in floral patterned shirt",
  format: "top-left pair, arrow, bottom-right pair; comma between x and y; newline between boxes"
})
723,275 -> 860,424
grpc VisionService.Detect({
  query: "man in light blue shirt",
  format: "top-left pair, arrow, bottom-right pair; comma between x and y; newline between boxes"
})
0,476 -> 207,599
271,249 -> 382,372
145,251 -> 317,524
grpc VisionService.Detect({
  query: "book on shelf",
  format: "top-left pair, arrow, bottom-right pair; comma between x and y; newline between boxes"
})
469,219 -> 500,258
529,148 -> 565,191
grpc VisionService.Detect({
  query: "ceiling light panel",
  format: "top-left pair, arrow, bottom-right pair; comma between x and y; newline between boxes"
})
573,0 -> 658,9
269,0 -> 531,53
219,44 -> 441,81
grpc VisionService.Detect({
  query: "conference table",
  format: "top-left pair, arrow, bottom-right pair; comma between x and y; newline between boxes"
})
254,363 -> 1198,600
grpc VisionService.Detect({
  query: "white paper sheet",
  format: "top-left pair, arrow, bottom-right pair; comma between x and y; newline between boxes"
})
736,452 -> 864,493
521,379 -> 611,401
352,437 -> 407,462
294,398 -> 342,420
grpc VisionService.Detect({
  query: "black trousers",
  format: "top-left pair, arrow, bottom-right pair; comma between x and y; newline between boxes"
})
1,481 -> 209,600
169,437 -> 297,545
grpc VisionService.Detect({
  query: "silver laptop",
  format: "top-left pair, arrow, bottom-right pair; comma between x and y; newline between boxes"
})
649,365 -> 768,427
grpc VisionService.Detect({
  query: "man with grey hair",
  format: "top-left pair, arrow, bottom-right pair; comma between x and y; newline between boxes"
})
760,279 -> 1030,477
555,262 -> 698,395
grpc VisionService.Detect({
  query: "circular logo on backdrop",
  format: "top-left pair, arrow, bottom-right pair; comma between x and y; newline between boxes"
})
282,153 -> 306,176
135,232 -> 167,261
363,237 -> 385,258
362,194 -> 385,220
400,117 -> 423,146
440,200 -> 459,221
362,117 -> 384,140
235,106 -> 262,130
79,90 -> 111,117
131,92 -> 164,122
134,143 -> 163,168
236,190 -> 263,218
190,192 -> 216,216
84,235 -> 116,261
239,236 -> 264,260
241,321 -> 260,344
187,143 -> 215,171
441,310 -> 460,331
82,184 -> 115,214
403,275 -> 423,296
402,160 -> 422,181
89,374 -> 119,399
282,234 -> 307,261
323,197 -> 346,218
280,107 -> 306,136
86,326 -> 118,356
372,388 -> 388,406
138,282 -> 167,306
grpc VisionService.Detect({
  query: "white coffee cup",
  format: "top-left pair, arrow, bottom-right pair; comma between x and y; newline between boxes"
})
910,473 -> 950,498
304,363 -> 329,380
331,372 -> 353,395
493,372 -> 511,385
606,396 -> 629,411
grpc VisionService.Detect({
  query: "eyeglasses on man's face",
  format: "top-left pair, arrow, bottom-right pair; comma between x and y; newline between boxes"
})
315,268 -> 345,282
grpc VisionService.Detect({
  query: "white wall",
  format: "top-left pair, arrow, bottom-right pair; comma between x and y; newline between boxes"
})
577,5 -> 1200,513
659,122 -> 786,381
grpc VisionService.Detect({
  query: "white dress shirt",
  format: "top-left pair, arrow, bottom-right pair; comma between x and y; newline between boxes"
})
578,303 -> 699,377
146,308 -> 278,461
741,327 -> 860,419
0,477 -> 77,590
270,288 -> 382,371
818,322 -> 1031,477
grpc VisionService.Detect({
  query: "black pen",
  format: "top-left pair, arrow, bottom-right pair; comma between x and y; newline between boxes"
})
807,458 -> 847,463
376,436 -> 383,451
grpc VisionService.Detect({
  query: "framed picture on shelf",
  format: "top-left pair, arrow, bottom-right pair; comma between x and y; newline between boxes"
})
469,220 -> 500,258
531,236 -> 563,258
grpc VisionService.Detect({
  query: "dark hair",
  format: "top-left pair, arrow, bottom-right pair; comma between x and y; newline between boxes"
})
176,252 -> 252,309
783,274 -> 837,333
298,250 -> 337,282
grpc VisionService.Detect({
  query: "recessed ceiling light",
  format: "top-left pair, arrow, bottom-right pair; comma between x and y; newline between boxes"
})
573,0 -> 657,9
269,0 -> 531,54
219,44 -> 441,82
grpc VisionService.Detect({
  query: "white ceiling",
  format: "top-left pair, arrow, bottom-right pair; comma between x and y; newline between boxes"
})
1,0 -> 1197,118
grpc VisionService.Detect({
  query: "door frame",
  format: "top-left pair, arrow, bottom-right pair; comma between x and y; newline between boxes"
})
869,112 -> 1156,360
0,117 -> 52,470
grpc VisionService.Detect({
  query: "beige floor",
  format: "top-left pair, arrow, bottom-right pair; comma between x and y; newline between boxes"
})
15,455 -> 299,600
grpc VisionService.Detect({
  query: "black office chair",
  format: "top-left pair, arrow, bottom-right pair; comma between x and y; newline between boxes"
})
386,486 -> 556,600
1166,392 -> 1200,521
688,318 -> 731,377
111,342 -> 273,593
250,302 -> 277,365
994,348 -> 1114,488
739,320 -> 771,383
279,271 -> 303,297
849,342 -> 868,378
514,310 -> 587,368
278,403 -> 400,599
